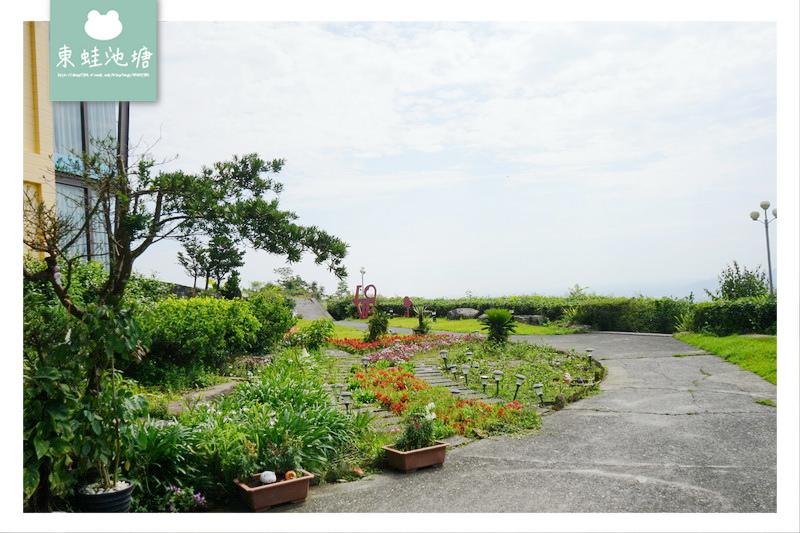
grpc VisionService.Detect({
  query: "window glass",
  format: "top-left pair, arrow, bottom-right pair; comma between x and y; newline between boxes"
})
56,182 -> 88,259
85,102 -> 118,155
52,101 -> 82,159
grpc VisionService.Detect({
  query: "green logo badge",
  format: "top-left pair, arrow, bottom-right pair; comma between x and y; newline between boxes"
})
50,0 -> 157,101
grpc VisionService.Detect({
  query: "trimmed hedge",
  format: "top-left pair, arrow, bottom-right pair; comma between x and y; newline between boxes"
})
326,295 -> 582,322
327,294 -> 775,336
572,297 -> 692,334
141,291 -> 295,368
689,297 -> 777,336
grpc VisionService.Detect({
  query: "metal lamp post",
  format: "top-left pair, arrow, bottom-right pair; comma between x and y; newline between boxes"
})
750,201 -> 777,296
359,266 -> 366,288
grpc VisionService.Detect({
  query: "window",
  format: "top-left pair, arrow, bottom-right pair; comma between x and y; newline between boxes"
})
52,101 -> 129,264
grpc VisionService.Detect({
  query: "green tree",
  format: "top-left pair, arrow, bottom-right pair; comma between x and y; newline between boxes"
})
22,141 -> 348,506
176,237 -> 208,292
204,232 -> 245,290
705,261 -> 769,301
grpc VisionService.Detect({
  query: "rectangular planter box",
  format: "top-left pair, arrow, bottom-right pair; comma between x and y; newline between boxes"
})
233,470 -> 314,512
382,440 -> 449,472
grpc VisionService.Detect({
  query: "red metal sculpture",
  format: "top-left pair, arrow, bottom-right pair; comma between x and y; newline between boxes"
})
403,296 -> 413,318
353,284 -> 377,319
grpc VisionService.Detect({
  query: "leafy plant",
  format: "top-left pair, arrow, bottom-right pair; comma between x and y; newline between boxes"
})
124,420 -> 204,509
285,318 -> 335,350
479,308 -> 517,345
394,403 -> 437,451
705,261 -> 769,301
412,305 -> 431,335
364,309 -> 390,342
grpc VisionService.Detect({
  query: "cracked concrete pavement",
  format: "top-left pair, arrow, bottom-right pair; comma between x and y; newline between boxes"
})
275,332 -> 776,514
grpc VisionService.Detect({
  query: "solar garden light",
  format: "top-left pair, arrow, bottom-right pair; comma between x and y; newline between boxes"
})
513,374 -> 526,401
340,391 -> 352,412
361,356 -> 370,369
440,350 -> 448,369
492,370 -> 504,397
480,375 -> 489,395
449,364 -> 459,379
394,338 -> 402,346
586,348 -> 594,363
431,311 -> 437,322
532,382 -> 544,406
465,351 -> 473,361
461,364 -> 471,385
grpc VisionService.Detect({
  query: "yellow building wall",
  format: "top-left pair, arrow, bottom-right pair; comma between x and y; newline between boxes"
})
23,21 -> 56,256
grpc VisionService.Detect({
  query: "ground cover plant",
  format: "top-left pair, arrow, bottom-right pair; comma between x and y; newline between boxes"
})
674,333 -> 777,384
414,338 -> 600,406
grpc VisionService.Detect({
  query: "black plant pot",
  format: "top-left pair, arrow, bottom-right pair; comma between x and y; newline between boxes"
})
77,481 -> 134,513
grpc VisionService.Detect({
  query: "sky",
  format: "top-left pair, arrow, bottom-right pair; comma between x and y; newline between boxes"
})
123,17 -> 783,301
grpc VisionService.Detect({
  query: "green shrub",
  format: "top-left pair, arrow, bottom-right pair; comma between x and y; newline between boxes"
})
247,287 -> 296,352
690,297 -> 776,335
479,308 -> 517,345
285,318 -> 335,350
364,309 -> 390,342
141,297 -> 261,368
572,297 -> 692,333
124,420 -> 205,510
179,350 -> 361,482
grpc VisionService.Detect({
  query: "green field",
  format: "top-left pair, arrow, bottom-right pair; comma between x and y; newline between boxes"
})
675,333 -> 777,385
294,319 -> 365,339
364,317 -> 577,335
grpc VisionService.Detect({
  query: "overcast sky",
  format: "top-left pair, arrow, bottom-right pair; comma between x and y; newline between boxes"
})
125,19 -> 781,300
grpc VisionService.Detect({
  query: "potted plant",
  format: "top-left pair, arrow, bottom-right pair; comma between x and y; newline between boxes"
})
72,307 -> 148,513
233,469 -> 315,512
232,437 -> 315,512
382,403 -> 448,473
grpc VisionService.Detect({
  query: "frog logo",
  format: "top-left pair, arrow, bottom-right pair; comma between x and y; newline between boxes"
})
84,10 -> 123,41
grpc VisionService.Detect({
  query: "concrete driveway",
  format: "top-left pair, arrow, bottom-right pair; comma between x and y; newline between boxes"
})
277,332 -> 777,513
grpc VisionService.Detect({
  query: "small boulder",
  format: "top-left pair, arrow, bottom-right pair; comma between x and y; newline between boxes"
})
513,314 -> 546,325
447,308 -> 481,320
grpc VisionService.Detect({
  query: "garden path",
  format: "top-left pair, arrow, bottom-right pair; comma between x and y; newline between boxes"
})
279,331 -> 777,516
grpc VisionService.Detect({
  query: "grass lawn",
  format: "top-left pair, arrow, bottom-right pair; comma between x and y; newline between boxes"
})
295,319 -> 365,339
674,333 -> 777,385
356,317 -> 576,335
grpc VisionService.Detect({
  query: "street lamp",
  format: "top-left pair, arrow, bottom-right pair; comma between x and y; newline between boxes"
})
359,266 -> 366,288
750,201 -> 777,296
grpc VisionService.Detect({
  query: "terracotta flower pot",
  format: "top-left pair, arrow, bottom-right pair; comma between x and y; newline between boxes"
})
233,470 -> 314,512
382,440 -> 449,473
